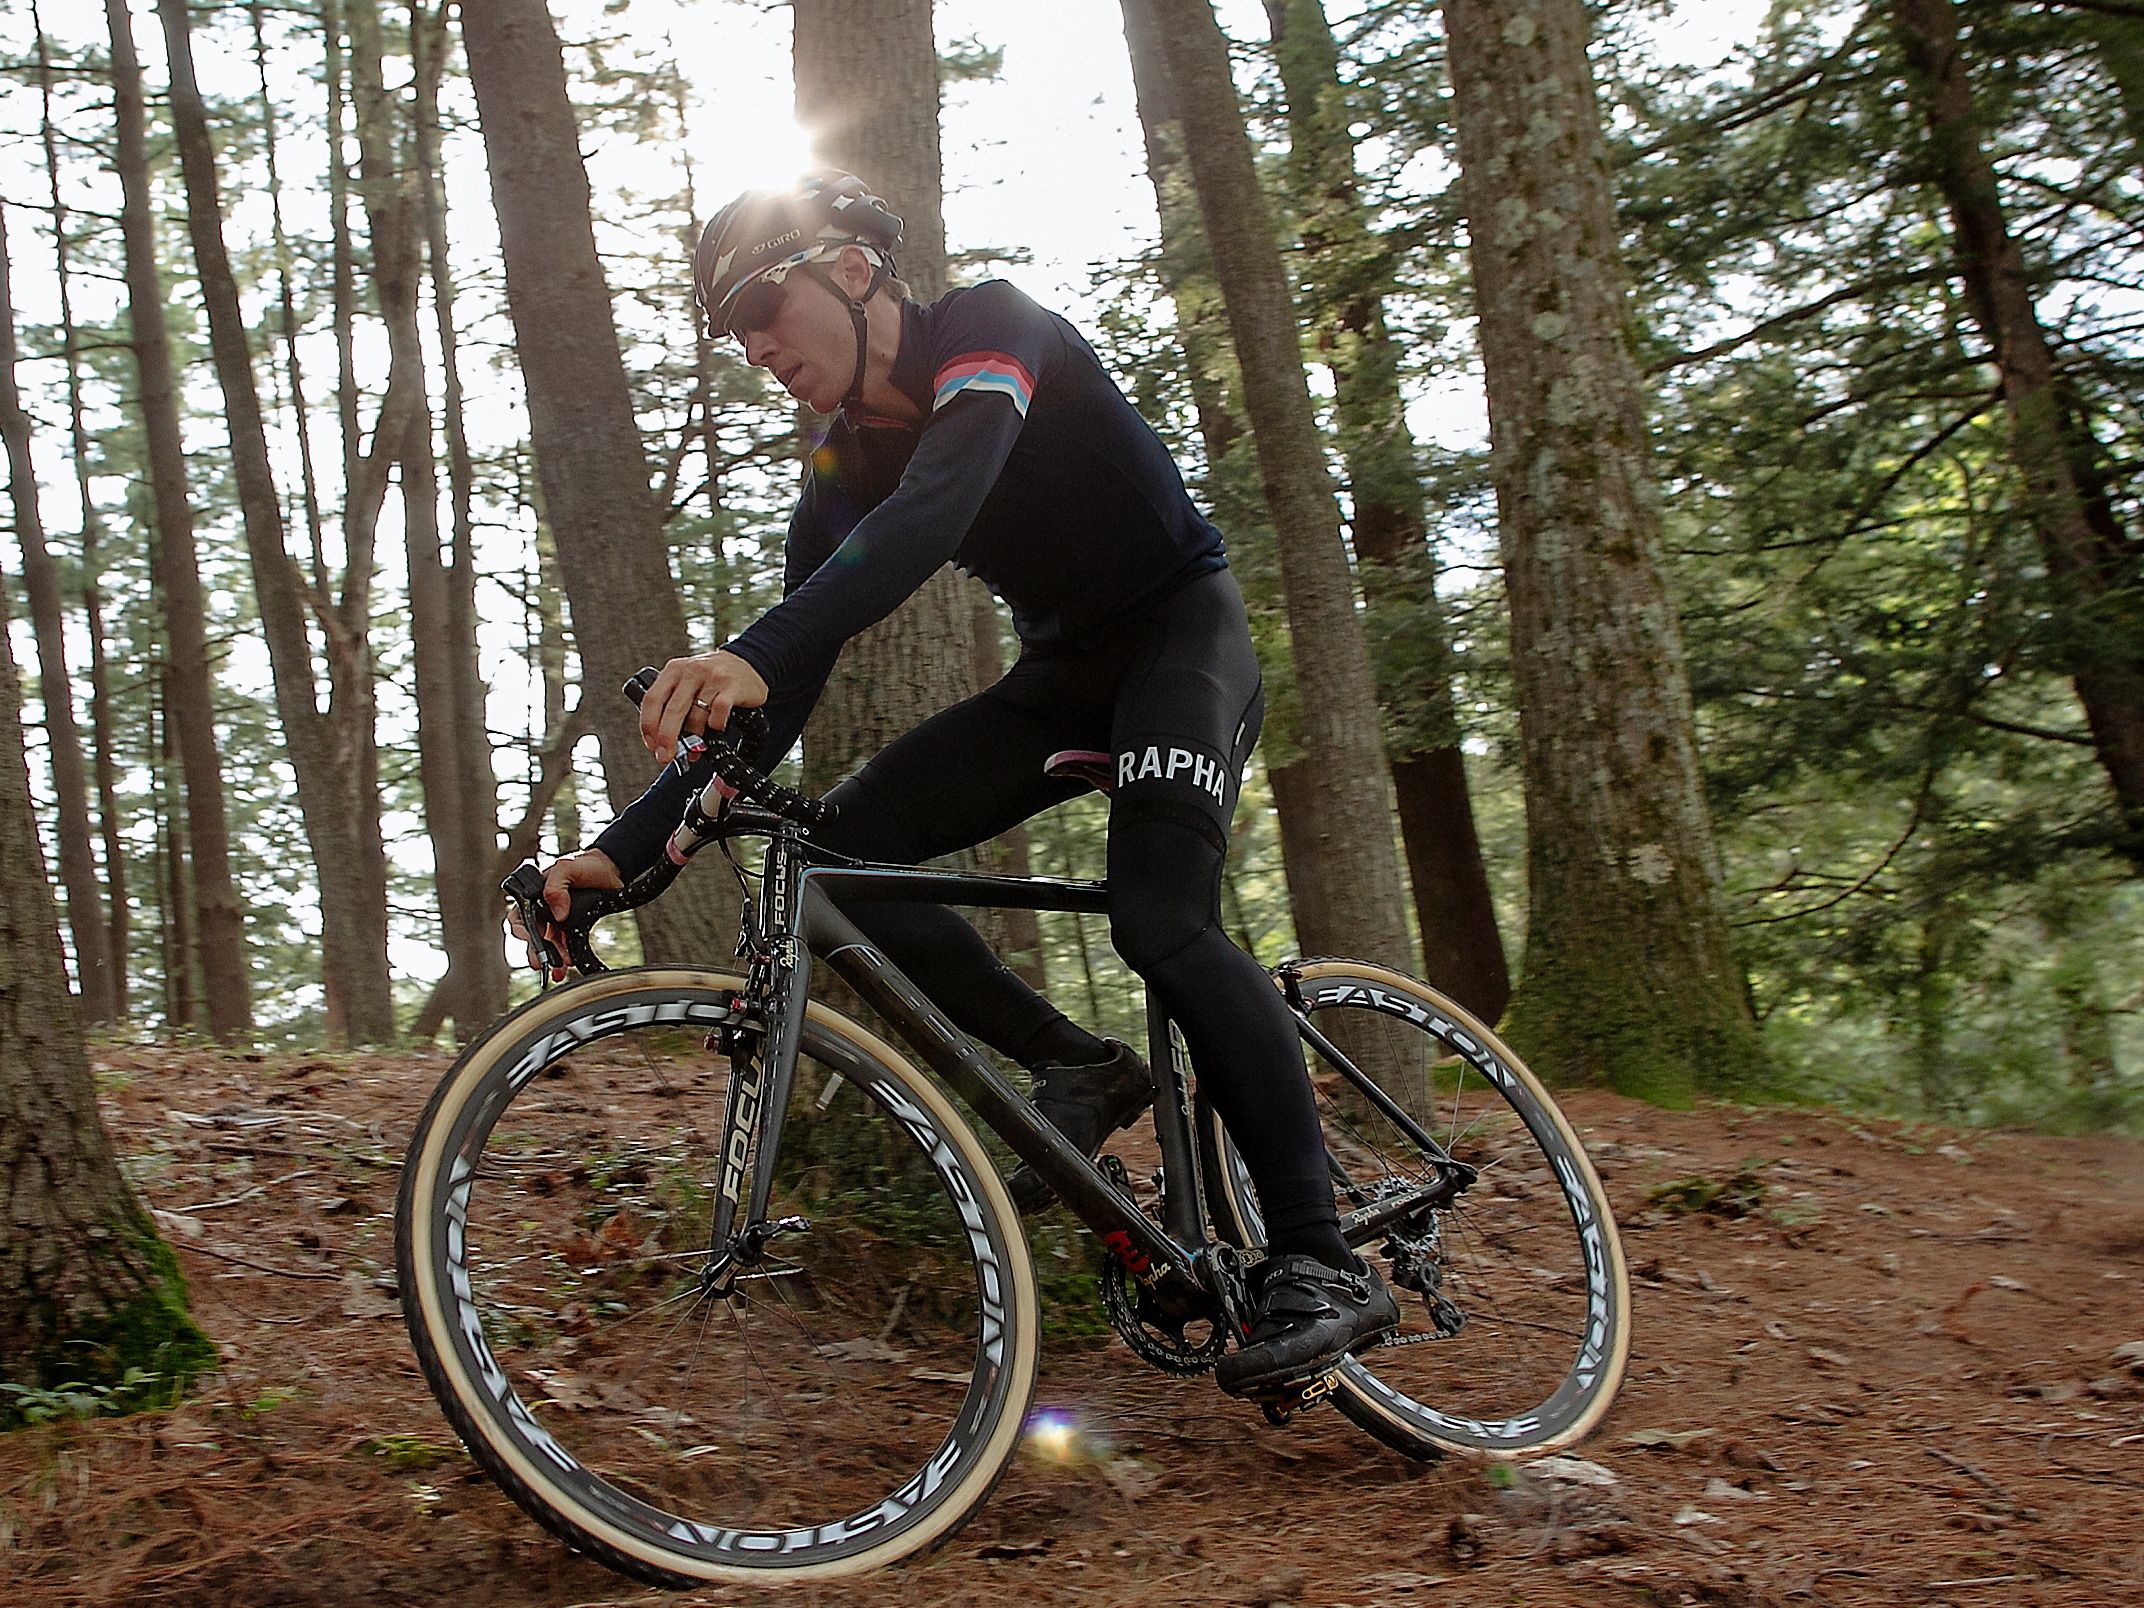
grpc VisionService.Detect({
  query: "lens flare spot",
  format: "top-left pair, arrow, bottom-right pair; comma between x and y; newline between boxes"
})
1027,1412 -> 1079,1461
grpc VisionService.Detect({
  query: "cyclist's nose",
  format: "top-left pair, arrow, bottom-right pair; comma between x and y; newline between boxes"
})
741,329 -> 775,369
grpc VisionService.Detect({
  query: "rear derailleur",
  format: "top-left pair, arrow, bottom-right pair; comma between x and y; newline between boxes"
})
1384,1217 -> 1466,1339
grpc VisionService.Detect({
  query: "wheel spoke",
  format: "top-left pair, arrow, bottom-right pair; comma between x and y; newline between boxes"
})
1209,965 -> 1626,1458
397,977 -> 1036,1580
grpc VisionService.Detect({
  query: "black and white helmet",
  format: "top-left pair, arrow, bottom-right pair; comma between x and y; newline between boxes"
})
694,170 -> 904,331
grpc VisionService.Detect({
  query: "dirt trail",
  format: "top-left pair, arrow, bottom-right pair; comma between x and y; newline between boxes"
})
3,1048 -> 2140,1607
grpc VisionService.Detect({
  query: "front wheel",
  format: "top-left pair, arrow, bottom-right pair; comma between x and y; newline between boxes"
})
396,968 -> 1039,1585
1201,960 -> 1630,1459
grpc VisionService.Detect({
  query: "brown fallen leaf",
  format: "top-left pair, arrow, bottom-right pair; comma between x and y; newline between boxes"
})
974,1540 -> 1050,1560
1623,1427 -> 1715,1451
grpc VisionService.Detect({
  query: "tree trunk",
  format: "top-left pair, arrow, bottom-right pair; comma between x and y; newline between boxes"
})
534,507 -> 581,852
793,0 -> 1043,979
158,0 -> 398,1045
156,709 -> 196,1036
351,0 -> 504,1039
968,589 -> 1045,990
1262,0 -> 1508,1019
0,564 -> 213,1415
460,0 -> 732,965
326,0 -> 362,493
1117,0 -> 1250,519
414,0 -> 508,1032
250,0 -> 331,604
0,207 -> 116,1024
792,0 -> 976,789
34,0 -> 124,1024
1139,0 -> 1414,975
104,0 -> 252,1043
1892,0 -> 2144,862
1443,0 -> 1766,1099
411,703 -> 591,1041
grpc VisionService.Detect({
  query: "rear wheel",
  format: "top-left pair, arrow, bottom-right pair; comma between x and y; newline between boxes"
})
1201,960 -> 1629,1458
396,968 -> 1039,1585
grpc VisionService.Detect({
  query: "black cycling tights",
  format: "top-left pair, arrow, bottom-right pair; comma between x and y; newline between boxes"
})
812,570 -> 1349,1265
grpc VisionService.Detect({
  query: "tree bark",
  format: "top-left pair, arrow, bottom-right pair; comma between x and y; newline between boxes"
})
0,206 -> 116,1024
792,0 -> 975,788
793,0 -> 1041,982
414,1 -> 508,1031
460,0 -> 732,965
350,0 -> 505,1039
1117,0 -> 1249,517
34,0 -> 123,1028
1443,0 -> 1766,1099
249,0 -> 331,605
104,0 -> 252,1042
1139,0 -> 1415,975
1892,0 -> 2144,861
36,20 -> 129,1016
1262,0 -> 1509,1018
158,0 -> 399,1044
0,556 -> 213,1414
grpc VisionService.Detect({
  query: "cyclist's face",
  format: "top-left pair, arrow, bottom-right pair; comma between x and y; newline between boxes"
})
736,248 -> 872,414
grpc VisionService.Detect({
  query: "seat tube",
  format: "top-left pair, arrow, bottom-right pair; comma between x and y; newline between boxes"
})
1146,990 -> 1207,1248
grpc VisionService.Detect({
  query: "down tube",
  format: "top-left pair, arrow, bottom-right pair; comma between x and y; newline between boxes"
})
796,879 -> 1195,1285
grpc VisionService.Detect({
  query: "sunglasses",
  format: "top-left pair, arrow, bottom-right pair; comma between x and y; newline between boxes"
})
720,275 -> 788,341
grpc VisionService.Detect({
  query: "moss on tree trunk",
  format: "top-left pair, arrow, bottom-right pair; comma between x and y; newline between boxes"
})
1,569 -> 212,1423
1443,0 -> 1768,1102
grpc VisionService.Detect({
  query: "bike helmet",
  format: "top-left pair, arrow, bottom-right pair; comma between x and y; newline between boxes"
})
695,171 -> 904,409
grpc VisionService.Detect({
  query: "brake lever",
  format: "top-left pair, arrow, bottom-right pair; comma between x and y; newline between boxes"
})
501,856 -> 683,980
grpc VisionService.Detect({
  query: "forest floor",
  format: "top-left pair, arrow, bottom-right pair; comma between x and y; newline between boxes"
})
2,1045 -> 2140,1608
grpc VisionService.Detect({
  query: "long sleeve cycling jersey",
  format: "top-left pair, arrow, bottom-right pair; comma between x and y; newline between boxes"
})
592,278 -> 1227,879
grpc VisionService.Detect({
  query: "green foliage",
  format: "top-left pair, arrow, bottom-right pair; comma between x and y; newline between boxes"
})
3,1232 -> 218,1432
1589,0 -> 2144,1127
1645,1163 -> 1770,1219
5,0 -> 2140,1134
0,1368 -> 161,1427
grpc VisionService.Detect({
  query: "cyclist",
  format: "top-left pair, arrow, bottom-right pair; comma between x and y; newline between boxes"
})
524,171 -> 1396,1397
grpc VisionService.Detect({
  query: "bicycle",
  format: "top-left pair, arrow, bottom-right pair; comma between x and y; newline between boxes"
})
395,672 -> 1631,1587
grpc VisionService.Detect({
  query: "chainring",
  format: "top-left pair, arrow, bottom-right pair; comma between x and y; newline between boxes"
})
1099,1254 -> 1228,1375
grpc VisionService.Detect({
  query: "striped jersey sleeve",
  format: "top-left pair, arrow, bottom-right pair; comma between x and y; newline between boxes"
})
926,281 -> 1058,419
933,350 -> 1037,415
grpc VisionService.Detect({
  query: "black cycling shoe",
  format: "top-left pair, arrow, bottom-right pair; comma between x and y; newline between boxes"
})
1214,1253 -> 1401,1399
1006,1040 -> 1155,1212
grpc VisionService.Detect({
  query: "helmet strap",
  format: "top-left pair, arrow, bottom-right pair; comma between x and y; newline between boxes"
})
803,255 -> 891,414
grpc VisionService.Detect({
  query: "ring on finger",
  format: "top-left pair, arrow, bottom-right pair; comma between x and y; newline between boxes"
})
692,697 -> 712,708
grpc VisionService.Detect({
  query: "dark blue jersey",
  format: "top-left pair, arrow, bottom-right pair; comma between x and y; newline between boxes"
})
593,279 -> 1226,878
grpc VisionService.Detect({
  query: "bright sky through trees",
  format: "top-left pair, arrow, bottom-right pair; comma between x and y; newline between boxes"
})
0,0 -> 1765,999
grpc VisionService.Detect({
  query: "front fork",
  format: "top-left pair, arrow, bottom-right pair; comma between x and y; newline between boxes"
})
702,834 -> 813,1293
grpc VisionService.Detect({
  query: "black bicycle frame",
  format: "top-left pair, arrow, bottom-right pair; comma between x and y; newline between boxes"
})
704,819 -> 1458,1312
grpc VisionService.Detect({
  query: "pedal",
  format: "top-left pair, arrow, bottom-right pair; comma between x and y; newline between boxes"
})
1251,1365 -> 1344,1426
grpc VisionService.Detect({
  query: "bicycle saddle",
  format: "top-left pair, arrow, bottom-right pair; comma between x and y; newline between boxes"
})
1045,749 -> 1116,795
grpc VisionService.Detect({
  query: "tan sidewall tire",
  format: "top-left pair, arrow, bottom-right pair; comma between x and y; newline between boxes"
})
398,967 -> 1040,1583
1203,960 -> 1632,1458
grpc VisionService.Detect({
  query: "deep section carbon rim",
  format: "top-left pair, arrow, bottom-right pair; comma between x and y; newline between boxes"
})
1204,961 -> 1629,1457
396,970 -> 1037,1584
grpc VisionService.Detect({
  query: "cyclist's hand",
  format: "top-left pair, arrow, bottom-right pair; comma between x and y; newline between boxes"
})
642,650 -> 769,765
505,849 -> 621,981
